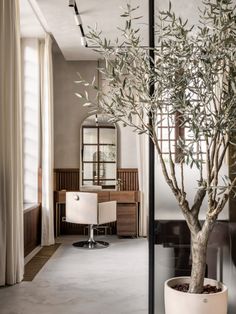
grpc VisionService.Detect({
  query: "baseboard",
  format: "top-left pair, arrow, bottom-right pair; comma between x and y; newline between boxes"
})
24,246 -> 42,265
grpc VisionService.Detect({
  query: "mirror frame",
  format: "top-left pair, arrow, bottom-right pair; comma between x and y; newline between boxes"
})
80,114 -> 117,191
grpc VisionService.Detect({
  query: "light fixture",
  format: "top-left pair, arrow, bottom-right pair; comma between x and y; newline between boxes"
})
68,0 -> 75,7
81,36 -> 87,47
74,13 -> 82,26
68,0 -> 88,47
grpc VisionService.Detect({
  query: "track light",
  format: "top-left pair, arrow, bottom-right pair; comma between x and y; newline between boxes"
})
74,13 -> 82,26
69,0 -> 75,7
81,36 -> 87,47
69,0 -> 88,47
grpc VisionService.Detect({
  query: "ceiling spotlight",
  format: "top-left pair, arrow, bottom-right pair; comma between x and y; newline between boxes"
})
74,13 -> 82,26
68,0 -> 88,48
81,36 -> 87,47
69,0 -> 75,7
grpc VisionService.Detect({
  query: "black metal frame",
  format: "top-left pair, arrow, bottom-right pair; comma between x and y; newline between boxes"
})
148,0 -> 155,313
81,125 -> 116,188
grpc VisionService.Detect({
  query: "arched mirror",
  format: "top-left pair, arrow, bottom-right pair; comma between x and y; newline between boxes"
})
80,114 -> 117,190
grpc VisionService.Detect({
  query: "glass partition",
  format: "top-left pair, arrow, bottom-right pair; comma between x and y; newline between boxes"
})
151,1 -> 236,313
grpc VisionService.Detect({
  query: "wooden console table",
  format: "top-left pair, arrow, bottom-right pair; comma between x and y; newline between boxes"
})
54,190 -> 140,237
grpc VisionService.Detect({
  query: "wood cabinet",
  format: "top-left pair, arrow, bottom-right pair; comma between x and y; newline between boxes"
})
110,191 -> 137,203
110,191 -> 139,236
97,191 -> 110,203
54,190 -> 139,237
117,203 -> 137,236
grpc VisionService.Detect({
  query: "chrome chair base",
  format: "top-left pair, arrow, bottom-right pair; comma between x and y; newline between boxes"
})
72,224 -> 110,249
73,240 -> 109,249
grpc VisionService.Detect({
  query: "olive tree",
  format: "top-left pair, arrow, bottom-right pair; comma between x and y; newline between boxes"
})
76,0 -> 236,293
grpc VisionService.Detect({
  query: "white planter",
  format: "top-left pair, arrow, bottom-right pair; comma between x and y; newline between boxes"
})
164,277 -> 228,314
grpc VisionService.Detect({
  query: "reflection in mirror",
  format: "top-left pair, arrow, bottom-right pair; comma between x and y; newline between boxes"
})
80,114 -> 117,190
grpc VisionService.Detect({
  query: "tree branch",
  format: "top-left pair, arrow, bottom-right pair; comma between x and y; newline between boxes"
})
191,188 -> 206,218
208,176 -> 236,219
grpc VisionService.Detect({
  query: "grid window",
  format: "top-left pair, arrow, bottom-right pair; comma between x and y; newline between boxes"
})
157,112 -> 206,163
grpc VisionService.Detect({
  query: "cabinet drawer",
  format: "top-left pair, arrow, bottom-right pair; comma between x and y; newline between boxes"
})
110,191 -> 137,203
117,204 -> 137,236
98,192 -> 110,203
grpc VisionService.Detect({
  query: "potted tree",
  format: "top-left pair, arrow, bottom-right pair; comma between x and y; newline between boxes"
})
76,0 -> 236,313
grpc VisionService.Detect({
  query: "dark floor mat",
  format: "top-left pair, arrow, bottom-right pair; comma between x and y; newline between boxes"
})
23,243 -> 61,281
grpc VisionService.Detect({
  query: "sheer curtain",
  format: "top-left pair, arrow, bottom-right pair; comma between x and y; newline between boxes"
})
40,34 -> 55,246
0,0 -> 24,285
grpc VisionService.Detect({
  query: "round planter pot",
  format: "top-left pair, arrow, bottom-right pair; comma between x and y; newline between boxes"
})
164,277 -> 228,314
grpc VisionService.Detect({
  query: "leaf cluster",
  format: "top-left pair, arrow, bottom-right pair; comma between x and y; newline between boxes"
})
76,0 -> 236,224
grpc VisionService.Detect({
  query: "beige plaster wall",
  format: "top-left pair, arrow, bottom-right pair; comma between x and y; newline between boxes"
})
53,50 -> 98,168
53,48 -> 138,169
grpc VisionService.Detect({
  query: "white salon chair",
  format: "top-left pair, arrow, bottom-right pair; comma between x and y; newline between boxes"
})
65,192 -> 116,249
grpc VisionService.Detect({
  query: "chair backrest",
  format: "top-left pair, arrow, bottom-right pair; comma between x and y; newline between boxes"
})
98,201 -> 117,225
66,192 -> 98,225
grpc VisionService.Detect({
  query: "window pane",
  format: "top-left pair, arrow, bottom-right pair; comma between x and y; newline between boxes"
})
161,141 -> 175,153
99,163 -> 116,180
162,128 -> 175,140
83,128 -> 97,144
100,128 -> 116,144
83,145 -> 97,161
99,145 -> 116,162
158,114 -> 175,127
83,163 -> 97,181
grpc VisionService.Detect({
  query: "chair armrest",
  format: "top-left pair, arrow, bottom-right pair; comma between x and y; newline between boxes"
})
98,201 -> 117,225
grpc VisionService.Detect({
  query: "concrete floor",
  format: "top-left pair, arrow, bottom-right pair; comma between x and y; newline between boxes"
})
0,236 -> 148,314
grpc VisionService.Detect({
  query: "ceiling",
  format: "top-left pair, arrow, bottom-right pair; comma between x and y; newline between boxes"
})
22,0 -> 149,60
20,0 -> 45,38
20,0 -> 220,61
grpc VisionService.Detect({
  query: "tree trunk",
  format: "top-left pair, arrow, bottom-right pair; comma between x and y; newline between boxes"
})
189,234 -> 208,293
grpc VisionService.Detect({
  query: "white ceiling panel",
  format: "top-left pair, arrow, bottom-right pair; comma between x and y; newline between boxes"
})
35,0 -> 149,60
20,0 -> 45,38
22,0 -> 236,60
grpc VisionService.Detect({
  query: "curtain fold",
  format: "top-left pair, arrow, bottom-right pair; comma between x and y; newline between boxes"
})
40,34 -> 55,246
0,0 -> 24,285
137,133 -> 149,237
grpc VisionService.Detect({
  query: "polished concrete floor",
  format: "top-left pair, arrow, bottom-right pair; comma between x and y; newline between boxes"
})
0,236 -> 148,314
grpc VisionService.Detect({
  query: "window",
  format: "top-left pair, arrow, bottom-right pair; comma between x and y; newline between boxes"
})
81,125 -> 117,188
22,39 -> 40,204
157,110 -> 206,163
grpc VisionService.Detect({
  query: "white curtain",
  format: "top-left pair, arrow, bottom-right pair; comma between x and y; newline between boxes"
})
137,133 -> 149,237
0,0 -> 24,285
40,35 -> 55,246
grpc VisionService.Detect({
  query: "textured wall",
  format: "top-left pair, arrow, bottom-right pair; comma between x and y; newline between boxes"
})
53,50 -> 97,168
53,47 -> 138,168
